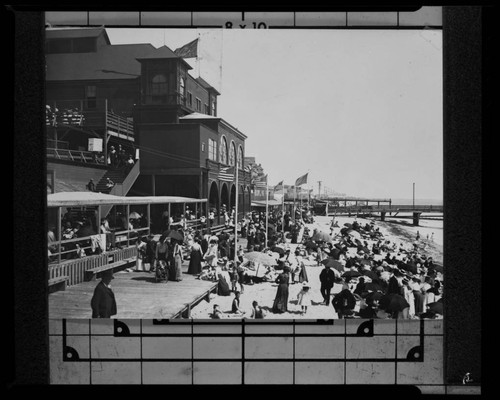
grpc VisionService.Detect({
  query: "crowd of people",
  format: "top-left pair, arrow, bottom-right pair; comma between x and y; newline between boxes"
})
198,215 -> 443,320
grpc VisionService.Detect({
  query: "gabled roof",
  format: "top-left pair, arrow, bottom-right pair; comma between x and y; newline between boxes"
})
46,43 -> 156,81
195,76 -> 221,95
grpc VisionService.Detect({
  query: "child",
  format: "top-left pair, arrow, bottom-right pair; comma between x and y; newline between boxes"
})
297,282 -> 312,315
250,300 -> 265,319
211,304 -> 223,319
231,291 -> 243,315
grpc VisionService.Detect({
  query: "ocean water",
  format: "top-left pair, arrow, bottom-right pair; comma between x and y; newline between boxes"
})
390,198 -> 443,206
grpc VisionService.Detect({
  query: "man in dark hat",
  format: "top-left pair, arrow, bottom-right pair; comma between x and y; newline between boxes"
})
319,264 -> 336,306
90,270 -> 117,318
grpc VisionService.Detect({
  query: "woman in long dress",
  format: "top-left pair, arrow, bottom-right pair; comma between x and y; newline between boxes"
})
272,268 -> 290,313
187,238 -> 203,275
173,239 -> 183,281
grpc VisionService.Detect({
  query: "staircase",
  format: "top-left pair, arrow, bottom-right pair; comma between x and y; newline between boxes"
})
98,160 -> 141,218
95,168 -> 128,194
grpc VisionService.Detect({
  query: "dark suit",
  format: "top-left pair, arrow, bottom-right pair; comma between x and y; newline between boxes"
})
319,268 -> 336,305
91,281 -> 117,318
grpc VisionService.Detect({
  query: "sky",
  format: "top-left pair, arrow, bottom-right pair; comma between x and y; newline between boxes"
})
107,28 -> 443,201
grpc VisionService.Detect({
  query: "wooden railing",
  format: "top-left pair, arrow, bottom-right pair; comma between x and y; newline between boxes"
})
106,111 -> 134,139
48,246 -> 137,287
46,148 -> 105,165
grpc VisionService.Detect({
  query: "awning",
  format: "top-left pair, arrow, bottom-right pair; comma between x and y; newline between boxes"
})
48,191 -> 207,207
251,199 -> 283,207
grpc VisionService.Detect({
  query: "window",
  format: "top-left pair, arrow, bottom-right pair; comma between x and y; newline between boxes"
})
208,138 -> 217,161
220,136 -> 228,165
85,85 -> 97,108
152,74 -> 167,95
201,142 -> 205,152
212,100 -> 216,116
237,146 -> 243,169
195,98 -> 202,111
180,77 -> 185,98
229,142 -> 236,166
204,104 -> 209,114
187,92 -> 193,107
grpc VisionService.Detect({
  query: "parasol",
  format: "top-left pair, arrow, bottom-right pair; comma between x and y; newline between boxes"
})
342,270 -> 362,279
311,231 -> 332,242
379,293 -> 410,313
167,230 -> 184,241
362,270 -> 379,281
243,251 -> 278,266
321,258 -> 344,272
347,229 -> 362,239
271,246 -> 285,255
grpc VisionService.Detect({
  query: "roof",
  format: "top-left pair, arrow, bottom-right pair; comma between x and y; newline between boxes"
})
46,40 -> 192,81
46,27 -> 110,44
46,43 -> 156,81
47,191 -> 207,207
195,77 -> 221,95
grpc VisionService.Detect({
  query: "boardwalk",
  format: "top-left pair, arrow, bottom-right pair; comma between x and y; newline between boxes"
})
49,266 -> 217,319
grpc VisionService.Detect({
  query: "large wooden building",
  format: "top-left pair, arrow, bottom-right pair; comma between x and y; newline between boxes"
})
45,27 -> 252,218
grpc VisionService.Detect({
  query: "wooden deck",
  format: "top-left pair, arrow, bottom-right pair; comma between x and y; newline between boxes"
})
48,264 -> 217,319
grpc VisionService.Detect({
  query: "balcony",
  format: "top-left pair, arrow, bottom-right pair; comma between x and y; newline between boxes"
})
46,98 -> 134,141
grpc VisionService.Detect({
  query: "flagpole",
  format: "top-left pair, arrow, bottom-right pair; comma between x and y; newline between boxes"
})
234,158 -> 238,264
265,182 -> 269,250
282,184 -> 284,233
293,185 -> 296,223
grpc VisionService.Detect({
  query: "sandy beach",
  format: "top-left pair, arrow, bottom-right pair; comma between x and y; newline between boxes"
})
189,215 -> 443,319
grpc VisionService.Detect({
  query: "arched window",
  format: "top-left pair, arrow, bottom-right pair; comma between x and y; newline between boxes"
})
180,76 -> 185,98
237,146 -> 243,169
151,74 -> 167,96
220,136 -> 228,165
229,142 -> 236,167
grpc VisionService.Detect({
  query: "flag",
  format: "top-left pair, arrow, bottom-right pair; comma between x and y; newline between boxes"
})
174,38 -> 198,59
244,165 -> 252,173
295,173 -> 308,187
274,180 -> 284,191
218,166 -> 235,182
253,174 -> 268,188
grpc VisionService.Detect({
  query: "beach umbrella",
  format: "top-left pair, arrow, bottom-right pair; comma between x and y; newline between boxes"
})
364,291 -> 384,302
360,259 -> 373,267
167,230 -> 184,241
271,246 -> 285,256
379,294 -> 409,313
243,251 -> 277,266
129,211 -> 141,219
344,223 -> 352,228
427,300 -> 443,315
364,282 -> 383,292
347,229 -> 361,239
362,270 -> 379,281
312,231 -> 332,242
321,258 -> 344,272
342,270 -> 362,279
398,262 -> 418,275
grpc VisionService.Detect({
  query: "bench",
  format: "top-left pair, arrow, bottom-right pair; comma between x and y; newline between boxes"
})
84,257 -> 136,281
48,276 -> 69,293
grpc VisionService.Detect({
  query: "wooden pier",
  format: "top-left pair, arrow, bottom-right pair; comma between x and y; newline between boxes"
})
49,266 -> 218,319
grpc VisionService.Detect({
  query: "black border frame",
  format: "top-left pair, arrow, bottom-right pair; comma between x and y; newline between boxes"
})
9,5 -> 485,389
